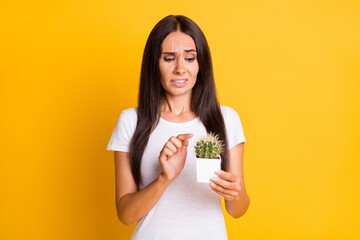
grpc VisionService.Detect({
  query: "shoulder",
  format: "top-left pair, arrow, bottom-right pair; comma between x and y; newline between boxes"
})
121,107 -> 138,122
114,107 -> 137,129
220,105 -> 240,120
107,107 -> 138,152
220,105 -> 246,147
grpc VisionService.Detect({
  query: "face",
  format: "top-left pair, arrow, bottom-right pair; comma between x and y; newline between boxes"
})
159,31 -> 199,97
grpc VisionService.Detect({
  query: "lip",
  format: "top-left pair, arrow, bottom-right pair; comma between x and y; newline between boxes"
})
171,78 -> 188,87
171,78 -> 188,81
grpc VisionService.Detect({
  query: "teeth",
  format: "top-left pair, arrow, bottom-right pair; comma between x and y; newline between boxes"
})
174,80 -> 185,83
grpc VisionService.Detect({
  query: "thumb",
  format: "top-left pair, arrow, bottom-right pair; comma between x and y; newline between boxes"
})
182,139 -> 189,148
177,133 -> 193,147
180,140 -> 189,156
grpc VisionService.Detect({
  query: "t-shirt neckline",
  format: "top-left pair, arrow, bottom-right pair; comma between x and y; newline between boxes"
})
159,117 -> 199,126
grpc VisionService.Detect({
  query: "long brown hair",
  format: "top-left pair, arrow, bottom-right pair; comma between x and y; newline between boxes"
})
129,15 -> 228,189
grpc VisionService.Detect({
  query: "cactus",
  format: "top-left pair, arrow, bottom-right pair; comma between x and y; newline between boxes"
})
195,132 -> 224,159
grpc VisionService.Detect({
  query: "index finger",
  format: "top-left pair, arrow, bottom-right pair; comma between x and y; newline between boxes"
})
176,133 -> 194,140
216,170 -> 240,183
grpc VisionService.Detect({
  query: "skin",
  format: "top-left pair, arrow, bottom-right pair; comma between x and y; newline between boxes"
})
114,31 -> 250,226
159,31 -> 198,122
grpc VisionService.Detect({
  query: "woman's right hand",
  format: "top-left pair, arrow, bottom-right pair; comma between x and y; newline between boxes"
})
115,133 -> 193,225
159,133 -> 193,183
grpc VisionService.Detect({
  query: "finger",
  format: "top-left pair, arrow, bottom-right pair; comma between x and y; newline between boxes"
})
169,136 -> 182,151
182,139 -> 189,147
209,181 -> 240,197
177,133 -> 193,147
165,141 -> 178,153
210,186 -> 237,201
160,147 -> 174,160
177,133 -> 194,141
211,176 -> 241,191
215,170 -> 241,183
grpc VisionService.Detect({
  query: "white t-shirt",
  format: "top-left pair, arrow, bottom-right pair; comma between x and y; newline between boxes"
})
107,105 -> 246,240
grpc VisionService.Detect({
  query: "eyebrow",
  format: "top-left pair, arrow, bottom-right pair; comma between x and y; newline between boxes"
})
162,49 -> 197,55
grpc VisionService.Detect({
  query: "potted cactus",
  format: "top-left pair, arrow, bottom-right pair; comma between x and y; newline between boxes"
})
194,132 -> 224,182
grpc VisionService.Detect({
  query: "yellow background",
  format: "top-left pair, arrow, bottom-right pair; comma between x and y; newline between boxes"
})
1,0 -> 359,239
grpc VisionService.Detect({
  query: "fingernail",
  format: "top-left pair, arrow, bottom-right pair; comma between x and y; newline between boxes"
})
209,182 -> 215,187
215,170 -> 221,174
211,177 -> 218,182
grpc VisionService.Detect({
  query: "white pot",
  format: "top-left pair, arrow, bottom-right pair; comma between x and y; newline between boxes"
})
196,157 -> 221,183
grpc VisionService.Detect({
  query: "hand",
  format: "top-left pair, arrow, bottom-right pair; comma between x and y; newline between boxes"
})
159,133 -> 193,183
209,170 -> 242,201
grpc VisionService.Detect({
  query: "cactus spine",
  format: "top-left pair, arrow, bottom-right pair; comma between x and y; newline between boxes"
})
195,132 -> 224,159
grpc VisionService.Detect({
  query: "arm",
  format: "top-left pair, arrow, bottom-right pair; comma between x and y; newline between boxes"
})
114,151 -> 170,226
114,134 -> 193,226
209,143 -> 250,218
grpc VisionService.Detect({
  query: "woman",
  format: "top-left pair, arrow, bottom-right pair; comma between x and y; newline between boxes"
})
107,15 -> 250,239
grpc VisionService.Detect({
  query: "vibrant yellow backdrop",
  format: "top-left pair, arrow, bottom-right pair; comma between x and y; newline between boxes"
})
1,0 -> 359,239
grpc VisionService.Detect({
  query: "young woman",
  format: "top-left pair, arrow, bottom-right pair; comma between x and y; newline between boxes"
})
107,15 -> 250,239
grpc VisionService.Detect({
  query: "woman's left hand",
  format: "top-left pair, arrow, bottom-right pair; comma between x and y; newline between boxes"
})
209,169 -> 242,201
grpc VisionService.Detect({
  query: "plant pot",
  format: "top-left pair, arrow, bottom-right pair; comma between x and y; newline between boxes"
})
196,157 -> 221,183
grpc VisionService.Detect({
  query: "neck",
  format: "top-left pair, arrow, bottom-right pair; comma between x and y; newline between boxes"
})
161,92 -> 192,116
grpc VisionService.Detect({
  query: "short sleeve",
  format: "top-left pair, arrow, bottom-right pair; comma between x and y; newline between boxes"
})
221,106 -> 246,150
106,108 -> 137,152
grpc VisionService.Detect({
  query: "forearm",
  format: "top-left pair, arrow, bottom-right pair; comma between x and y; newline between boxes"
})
225,190 -> 250,218
117,174 -> 170,225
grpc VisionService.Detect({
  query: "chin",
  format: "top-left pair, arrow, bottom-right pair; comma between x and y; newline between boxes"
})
166,88 -> 192,97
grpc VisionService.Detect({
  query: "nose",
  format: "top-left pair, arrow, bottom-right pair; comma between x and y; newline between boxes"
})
174,58 -> 186,75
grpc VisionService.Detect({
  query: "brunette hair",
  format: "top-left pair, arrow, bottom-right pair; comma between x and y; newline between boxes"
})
129,15 -> 228,189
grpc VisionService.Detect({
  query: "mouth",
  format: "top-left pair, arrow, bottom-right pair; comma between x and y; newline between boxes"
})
171,78 -> 188,87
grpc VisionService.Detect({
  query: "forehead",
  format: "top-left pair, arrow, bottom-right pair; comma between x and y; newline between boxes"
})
161,31 -> 196,51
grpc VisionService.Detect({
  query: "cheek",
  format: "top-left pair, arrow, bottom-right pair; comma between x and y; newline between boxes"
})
189,64 -> 199,78
159,63 -> 172,79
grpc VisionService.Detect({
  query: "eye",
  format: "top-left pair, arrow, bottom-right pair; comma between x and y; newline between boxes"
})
185,57 -> 196,62
164,57 -> 175,62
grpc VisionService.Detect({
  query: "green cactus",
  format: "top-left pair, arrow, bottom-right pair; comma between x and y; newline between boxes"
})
195,132 -> 224,159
